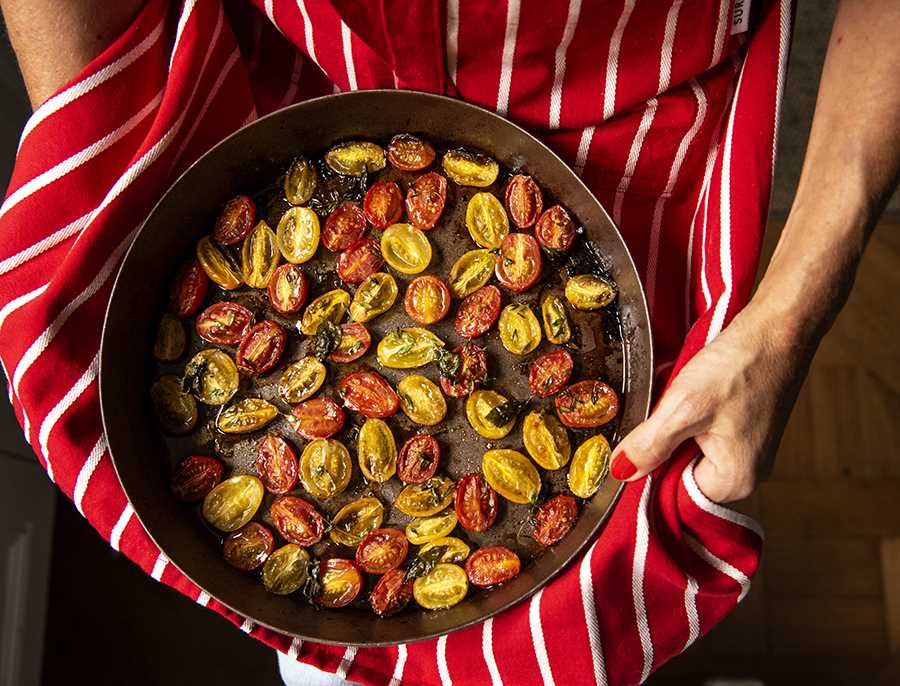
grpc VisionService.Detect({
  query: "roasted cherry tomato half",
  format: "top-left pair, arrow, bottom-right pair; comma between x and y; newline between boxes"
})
196,301 -> 253,346
533,495 -> 579,546
283,156 -> 317,206
466,192 -> 509,249
330,497 -> 385,547
495,233 -> 542,293
329,323 -> 371,363
465,546 -> 521,588
262,544 -> 310,594
337,238 -> 383,285
442,148 -> 499,187
448,249 -> 494,299
154,314 -> 185,361
349,272 -> 398,323
388,134 -> 436,171
202,475 -> 264,532
522,410 -> 571,470
413,563 -> 468,609
196,236 -> 242,290
323,202 -> 367,252
466,390 -> 515,440
299,289 -> 350,335
236,319 -> 286,376
315,559 -> 363,608
397,375 -> 447,426
241,220 -> 280,289
405,510 -> 457,544
528,349 -> 574,397
169,258 -> 209,317
183,349 -> 239,405
363,180 -> 403,229
357,417 -> 398,483
325,141 -> 386,176
454,472 -> 498,533
277,206 -> 320,264
370,568 -> 414,617
498,303 -> 542,355
569,434 -> 612,498
535,205 -> 576,253
405,172 -> 447,229
171,455 -> 223,503
223,522 -> 275,571
564,274 -> 617,310
394,477 -> 455,517
290,397 -> 346,439
299,439 -> 352,499
505,174 -> 543,228
397,434 -> 441,484
419,537 -> 470,564
355,528 -> 409,574
482,449 -> 541,504
214,195 -> 256,245
439,343 -> 487,398
255,434 -> 298,495
217,398 -> 278,433
405,276 -> 451,324
454,285 -> 501,339
541,294 -> 571,345
377,327 -> 444,368
337,371 -> 399,417
270,496 -> 326,546
278,356 -> 326,404
555,380 -> 620,428
380,223 -> 432,274
267,263 -> 308,314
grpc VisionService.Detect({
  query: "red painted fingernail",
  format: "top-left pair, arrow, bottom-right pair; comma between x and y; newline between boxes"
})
611,452 -> 637,481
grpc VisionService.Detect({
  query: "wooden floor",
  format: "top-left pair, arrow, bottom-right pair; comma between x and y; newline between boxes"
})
651,220 -> 900,685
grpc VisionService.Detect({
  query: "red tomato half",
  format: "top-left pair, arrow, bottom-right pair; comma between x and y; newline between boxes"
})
405,172 -> 447,230
169,259 -> 209,318
329,323 -> 372,363
270,496 -> 325,546
465,546 -> 521,588
256,434 -> 298,494
315,559 -> 363,608
355,528 -> 409,573
454,285 -> 501,339
363,181 -> 403,229
370,568 -> 413,617
337,371 -> 399,417
388,134 -> 436,171
171,455 -> 223,503
528,349 -> 574,397
223,522 -> 275,571
290,397 -> 346,439
554,380 -> 620,428
236,320 -> 286,375
267,264 -> 308,314
439,343 -> 488,398
397,434 -> 441,484
337,238 -> 384,285
505,174 -> 543,228
533,495 -> 579,546
494,233 -> 542,292
535,205 -> 576,253
454,472 -> 498,533
196,301 -> 253,346
213,194 -> 256,245
323,202 -> 367,251
404,276 -> 451,324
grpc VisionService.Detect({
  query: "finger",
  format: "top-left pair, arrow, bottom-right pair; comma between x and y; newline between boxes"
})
692,438 -> 758,504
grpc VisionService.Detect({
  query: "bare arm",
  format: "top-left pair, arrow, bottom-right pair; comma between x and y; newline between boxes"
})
612,0 -> 900,501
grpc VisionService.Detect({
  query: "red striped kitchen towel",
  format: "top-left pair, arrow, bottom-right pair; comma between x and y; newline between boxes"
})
0,0 -> 789,683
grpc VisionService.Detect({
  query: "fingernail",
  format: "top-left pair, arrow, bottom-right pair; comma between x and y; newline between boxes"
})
611,452 -> 637,481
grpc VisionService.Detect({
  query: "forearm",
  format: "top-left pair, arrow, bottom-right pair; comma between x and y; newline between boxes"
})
1,0 -> 146,108
753,0 -> 900,344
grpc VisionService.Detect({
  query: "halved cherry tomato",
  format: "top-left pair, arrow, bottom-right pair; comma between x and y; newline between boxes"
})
495,233 -> 542,292
395,477 -> 455,517
169,259 -> 208,317
439,343 -> 487,398
466,390 -> 515,440
262,544 -> 310,594
330,497 -> 385,546
223,522 -> 274,571
370,568 -> 413,617
299,289 -> 350,335
541,294 -> 571,345
236,320 -> 286,376
357,417 -> 397,482
183,349 -> 239,405
405,511 -> 457,544
465,546 -> 521,588
154,314 -> 185,361
522,411 -> 571,470
325,141 -> 386,176
413,563 -> 468,609
565,274 -> 617,310
290,397 -> 345,439
555,380 -> 619,428
337,239 -> 383,285
454,472 -> 498,533
528,349 -> 574,397
568,434 -> 611,497
279,356 -> 326,403
202,475 -> 264,532
380,223 -> 432,274
535,205 -> 576,253
404,276 -> 450,324
171,455 -> 223,503
323,202 -> 367,251
405,172 -> 447,229
241,220 -> 280,288
214,195 -> 256,245
454,285 -> 501,339
299,439 -> 351,499
448,249 -> 494,299
329,323 -> 371,363
283,156 -> 317,206
356,528 -> 409,574
397,434 -> 440,484
196,236 -> 242,290
349,272 -> 398,323
397,375 -> 447,426
315,559 -> 363,608
337,371 -> 399,417
388,134 -> 436,171
498,303 -> 542,355
364,180 -> 403,229
267,264 -> 308,314
217,398 -> 278,433
255,434 -> 298,494
482,449 -> 541,504
196,301 -> 253,346
442,148 -> 499,187
270,496 -> 326,546
533,495 -> 579,546
505,175 -> 543,228
466,192 -> 509,249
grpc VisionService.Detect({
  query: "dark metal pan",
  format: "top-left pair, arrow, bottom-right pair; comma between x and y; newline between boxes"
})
100,90 -> 652,646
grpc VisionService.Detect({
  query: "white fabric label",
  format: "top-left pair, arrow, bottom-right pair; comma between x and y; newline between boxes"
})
731,0 -> 751,34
